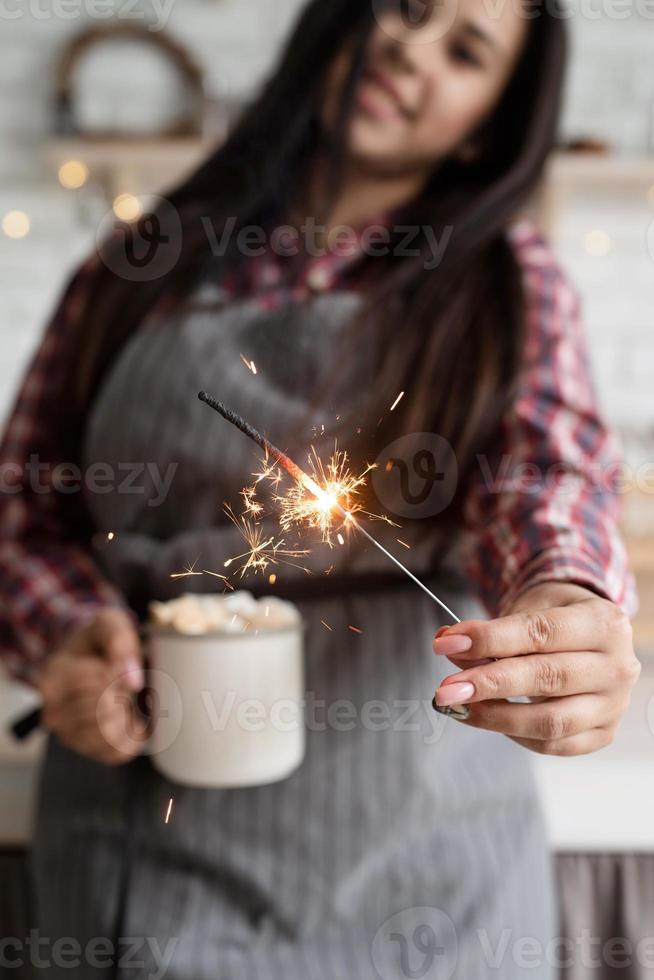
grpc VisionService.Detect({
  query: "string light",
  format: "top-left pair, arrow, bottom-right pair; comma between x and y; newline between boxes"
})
113,193 -> 142,223
2,211 -> 30,239
584,229 -> 611,257
58,160 -> 89,190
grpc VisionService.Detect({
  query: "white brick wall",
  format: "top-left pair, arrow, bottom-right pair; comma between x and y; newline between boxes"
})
0,2 -> 653,443
564,14 -> 654,154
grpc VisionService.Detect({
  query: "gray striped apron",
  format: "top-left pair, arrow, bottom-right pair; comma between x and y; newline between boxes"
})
32,282 -> 557,979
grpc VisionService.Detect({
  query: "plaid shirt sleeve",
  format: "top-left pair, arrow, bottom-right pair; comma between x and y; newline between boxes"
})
460,222 -> 639,620
0,256 -> 132,685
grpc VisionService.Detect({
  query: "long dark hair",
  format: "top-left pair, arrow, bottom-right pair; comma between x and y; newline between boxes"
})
72,0 -> 567,541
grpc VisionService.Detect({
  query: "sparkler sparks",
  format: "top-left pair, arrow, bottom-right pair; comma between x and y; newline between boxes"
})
222,505 -> 309,579
202,569 -> 232,585
197,392 -> 461,624
271,445 -> 395,547
239,353 -> 257,374
169,561 -> 233,589
241,484 -> 264,517
170,560 -> 203,580
165,798 -> 174,824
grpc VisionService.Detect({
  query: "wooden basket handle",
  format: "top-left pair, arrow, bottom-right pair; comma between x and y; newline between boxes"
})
54,23 -> 206,138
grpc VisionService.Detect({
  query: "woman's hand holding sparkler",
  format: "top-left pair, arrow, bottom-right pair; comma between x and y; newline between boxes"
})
433,582 -> 641,756
37,609 -> 146,765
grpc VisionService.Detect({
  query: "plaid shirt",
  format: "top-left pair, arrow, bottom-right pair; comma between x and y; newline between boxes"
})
0,219 -> 638,683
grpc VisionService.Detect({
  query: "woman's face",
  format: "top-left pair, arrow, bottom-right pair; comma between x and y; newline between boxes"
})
324,0 -> 530,175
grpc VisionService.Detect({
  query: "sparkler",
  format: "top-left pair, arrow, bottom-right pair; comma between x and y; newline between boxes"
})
197,391 -> 461,624
222,504 -> 310,578
273,444 -> 392,546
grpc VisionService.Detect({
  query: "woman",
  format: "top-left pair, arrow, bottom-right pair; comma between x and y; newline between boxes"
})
0,0 -> 640,977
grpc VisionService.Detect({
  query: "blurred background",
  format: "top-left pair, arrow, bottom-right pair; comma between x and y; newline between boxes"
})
0,2 -> 653,975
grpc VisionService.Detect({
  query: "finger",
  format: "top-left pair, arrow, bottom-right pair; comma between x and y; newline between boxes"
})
44,688 -> 113,735
54,669 -> 115,718
97,706 -> 148,757
436,651 -> 620,703
460,693 -> 615,740
49,681 -> 137,727
37,654 -> 101,705
59,661 -> 113,702
433,599 -> 624,661
92,610 -> 144,690
55,695 -> 146,760
508,725 -> 615,757
58,724 -> 138,766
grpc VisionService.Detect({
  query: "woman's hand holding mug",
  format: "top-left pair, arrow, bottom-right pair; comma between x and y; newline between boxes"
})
37,609 -> 146,766
433,582 -> 641,756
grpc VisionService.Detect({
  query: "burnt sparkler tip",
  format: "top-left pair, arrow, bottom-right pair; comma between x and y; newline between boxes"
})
198,390 -> 215,408
198,390 -> 228,419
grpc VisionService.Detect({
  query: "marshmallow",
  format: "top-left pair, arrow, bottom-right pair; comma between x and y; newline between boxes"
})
149,591 -> 299,635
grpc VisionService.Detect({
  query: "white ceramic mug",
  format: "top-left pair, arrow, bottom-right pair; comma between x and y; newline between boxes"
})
147,619 -> 305,788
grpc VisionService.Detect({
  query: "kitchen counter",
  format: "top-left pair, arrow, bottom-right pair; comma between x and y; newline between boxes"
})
2,662 -> 654,852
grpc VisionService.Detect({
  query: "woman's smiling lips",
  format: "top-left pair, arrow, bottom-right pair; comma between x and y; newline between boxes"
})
356,67 -> 414,122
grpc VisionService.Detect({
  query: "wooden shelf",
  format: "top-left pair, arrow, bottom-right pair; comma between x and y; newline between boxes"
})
537,151 -> 654,236
45,140 -> 654,206
44,135 -> 221,198
46,135 -> 216,168
547,151 -> 654,189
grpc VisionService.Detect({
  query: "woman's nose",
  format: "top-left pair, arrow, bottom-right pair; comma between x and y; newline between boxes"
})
381,19 -> 448,84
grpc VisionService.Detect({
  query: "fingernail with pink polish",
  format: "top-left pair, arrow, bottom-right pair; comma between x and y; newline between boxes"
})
433,634 -> 473,657
435,681 -> 475,707
125,658 -> 144,692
